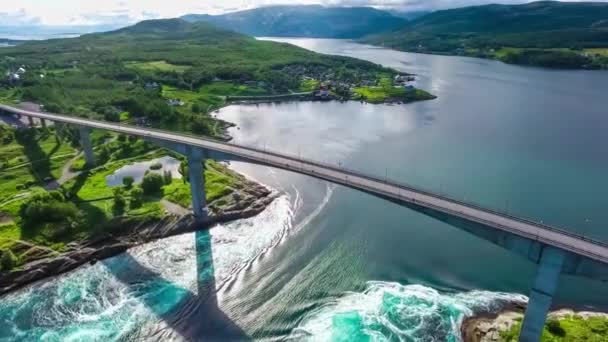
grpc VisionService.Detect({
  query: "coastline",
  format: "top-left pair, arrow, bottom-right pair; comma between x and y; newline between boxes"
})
224,90 -> 436,107
0,173 -> 278,296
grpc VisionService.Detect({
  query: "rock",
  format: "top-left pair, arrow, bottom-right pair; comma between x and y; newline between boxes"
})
18,245 -> 58,263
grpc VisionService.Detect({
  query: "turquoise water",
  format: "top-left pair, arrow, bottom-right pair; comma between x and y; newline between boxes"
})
2,40 -> 608,341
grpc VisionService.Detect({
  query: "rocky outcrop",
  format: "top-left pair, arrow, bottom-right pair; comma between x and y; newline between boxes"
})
461,306 -> 608,342
0,186 -> 277,296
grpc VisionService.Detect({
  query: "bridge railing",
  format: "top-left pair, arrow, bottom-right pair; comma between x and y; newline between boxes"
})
3,105 -> 607,249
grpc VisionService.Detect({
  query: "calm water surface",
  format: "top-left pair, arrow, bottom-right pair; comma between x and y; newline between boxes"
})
1,39 -> 608,341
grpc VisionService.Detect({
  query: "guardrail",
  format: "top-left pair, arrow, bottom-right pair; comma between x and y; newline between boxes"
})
2,104 -> 607,253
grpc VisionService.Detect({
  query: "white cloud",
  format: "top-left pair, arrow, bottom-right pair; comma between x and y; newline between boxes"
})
0,0 -> 605,26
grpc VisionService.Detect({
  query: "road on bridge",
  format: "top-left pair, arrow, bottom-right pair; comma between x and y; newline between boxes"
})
2,103 -> 607,266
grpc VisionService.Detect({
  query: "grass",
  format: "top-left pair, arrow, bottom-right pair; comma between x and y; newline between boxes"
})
0,222 -> 20,250
199,81 -> 269,97
300,79 -> 320,92
125,60 -> 191,73
162,85 -> 225,112
0,128 -> 77,207
0,88 -> 21,105
353,82 -> 435,104
163,160 -> 247,208
501,315 -> 608,341
585,48 -> 608,57
493,47 -> 525,59
162,81 -> 269,113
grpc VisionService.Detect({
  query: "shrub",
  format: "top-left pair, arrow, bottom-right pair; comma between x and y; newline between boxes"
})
20,192 -> 79,224
130,187 -> 144,208
0,250 -> 17,272
104,111 -> 120,122
192,103 -> 201,113
163,170 -> 173,185
112,188 -> 127,214
547,320 -> 566,337
122,176 -> 135,189
141,172 -> 164,195
149,162 -> 163,171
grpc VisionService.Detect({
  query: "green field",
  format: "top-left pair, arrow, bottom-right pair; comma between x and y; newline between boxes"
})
501,315 -> 608,341
585,48 -> 608,57
353,83 -> 435,104
125,60 -> 191,73
300,79 -> 320,92
164,160 -> 248,209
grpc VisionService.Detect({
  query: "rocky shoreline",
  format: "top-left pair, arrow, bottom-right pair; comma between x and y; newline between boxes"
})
0,181 -> 277,297
461,304 -> 608,342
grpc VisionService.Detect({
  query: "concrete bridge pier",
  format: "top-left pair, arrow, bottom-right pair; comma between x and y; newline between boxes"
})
519,247 -> 566,341
40,118 -> 47,128
27,116 -> 35,127
187,147 -> 207,222
78,127 -> 95,166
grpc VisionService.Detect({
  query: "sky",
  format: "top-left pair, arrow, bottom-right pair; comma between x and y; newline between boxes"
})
0,0 -> 605,27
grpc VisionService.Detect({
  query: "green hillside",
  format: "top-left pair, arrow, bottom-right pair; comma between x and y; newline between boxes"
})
0,19 -> 393,136
182,5 -> 407,39
363,1 -> 608,69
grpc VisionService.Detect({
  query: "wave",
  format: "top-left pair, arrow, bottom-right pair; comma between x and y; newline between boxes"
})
289,281 -> 527,342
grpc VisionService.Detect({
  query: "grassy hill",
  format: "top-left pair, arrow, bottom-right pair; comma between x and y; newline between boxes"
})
182,5 -> 407,39
363,1 -> 608,69
0,18 -> 393,136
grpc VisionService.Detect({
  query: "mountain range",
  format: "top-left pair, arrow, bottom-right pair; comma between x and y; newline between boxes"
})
181,5 -> 407,39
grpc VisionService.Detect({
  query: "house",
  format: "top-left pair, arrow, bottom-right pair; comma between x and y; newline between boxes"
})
394,74 -> 415,84
6,72 -> 20,82
145,82 -> 160,90
314,85 -> 331,99
16,67 -> 26,74
167,99 -> 184,106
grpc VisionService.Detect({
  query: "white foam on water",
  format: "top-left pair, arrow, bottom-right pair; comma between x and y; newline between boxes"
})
290,281 -> 527,342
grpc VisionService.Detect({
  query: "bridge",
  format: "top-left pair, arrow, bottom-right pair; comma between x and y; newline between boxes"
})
2,103 -> 607,341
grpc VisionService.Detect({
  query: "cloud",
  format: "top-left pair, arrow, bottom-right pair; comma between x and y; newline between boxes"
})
1,0 -> 606,27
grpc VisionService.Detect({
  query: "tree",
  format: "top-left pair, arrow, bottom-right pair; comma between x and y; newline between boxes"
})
104,110 -> 120,122
112,188 -> 127,214
163,170 -> 173,185
179,161 -> 188,183
130,187 -> 144,208
192,103 -> 201,113
0,250 -> 16,272
19,192 -> 80,230
122,176 -> 135,189
141,172 -> 164,195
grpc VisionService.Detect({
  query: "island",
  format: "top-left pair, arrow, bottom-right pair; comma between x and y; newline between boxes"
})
0,18 -> 435,294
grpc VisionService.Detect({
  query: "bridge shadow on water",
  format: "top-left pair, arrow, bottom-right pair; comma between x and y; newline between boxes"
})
102,229 -> 250,342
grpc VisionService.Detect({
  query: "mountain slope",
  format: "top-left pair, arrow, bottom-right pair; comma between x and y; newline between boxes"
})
182,5 -> 407,38
0,19 -> 400,135
403,1 -> 608,34
362,1 -> 608,69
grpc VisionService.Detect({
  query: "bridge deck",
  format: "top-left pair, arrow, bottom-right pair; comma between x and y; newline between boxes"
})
3,104 -> 607,265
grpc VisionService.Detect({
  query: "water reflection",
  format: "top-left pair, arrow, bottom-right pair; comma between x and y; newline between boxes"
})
105,156 -> 182,187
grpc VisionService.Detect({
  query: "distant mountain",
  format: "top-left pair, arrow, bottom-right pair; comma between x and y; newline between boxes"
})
398,1 -> 608,34
181,5 -> 407,38
362,1 -> 608,69
364,1 -> 608,48
0,24 -> 122,41
387,10 -> 430,21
